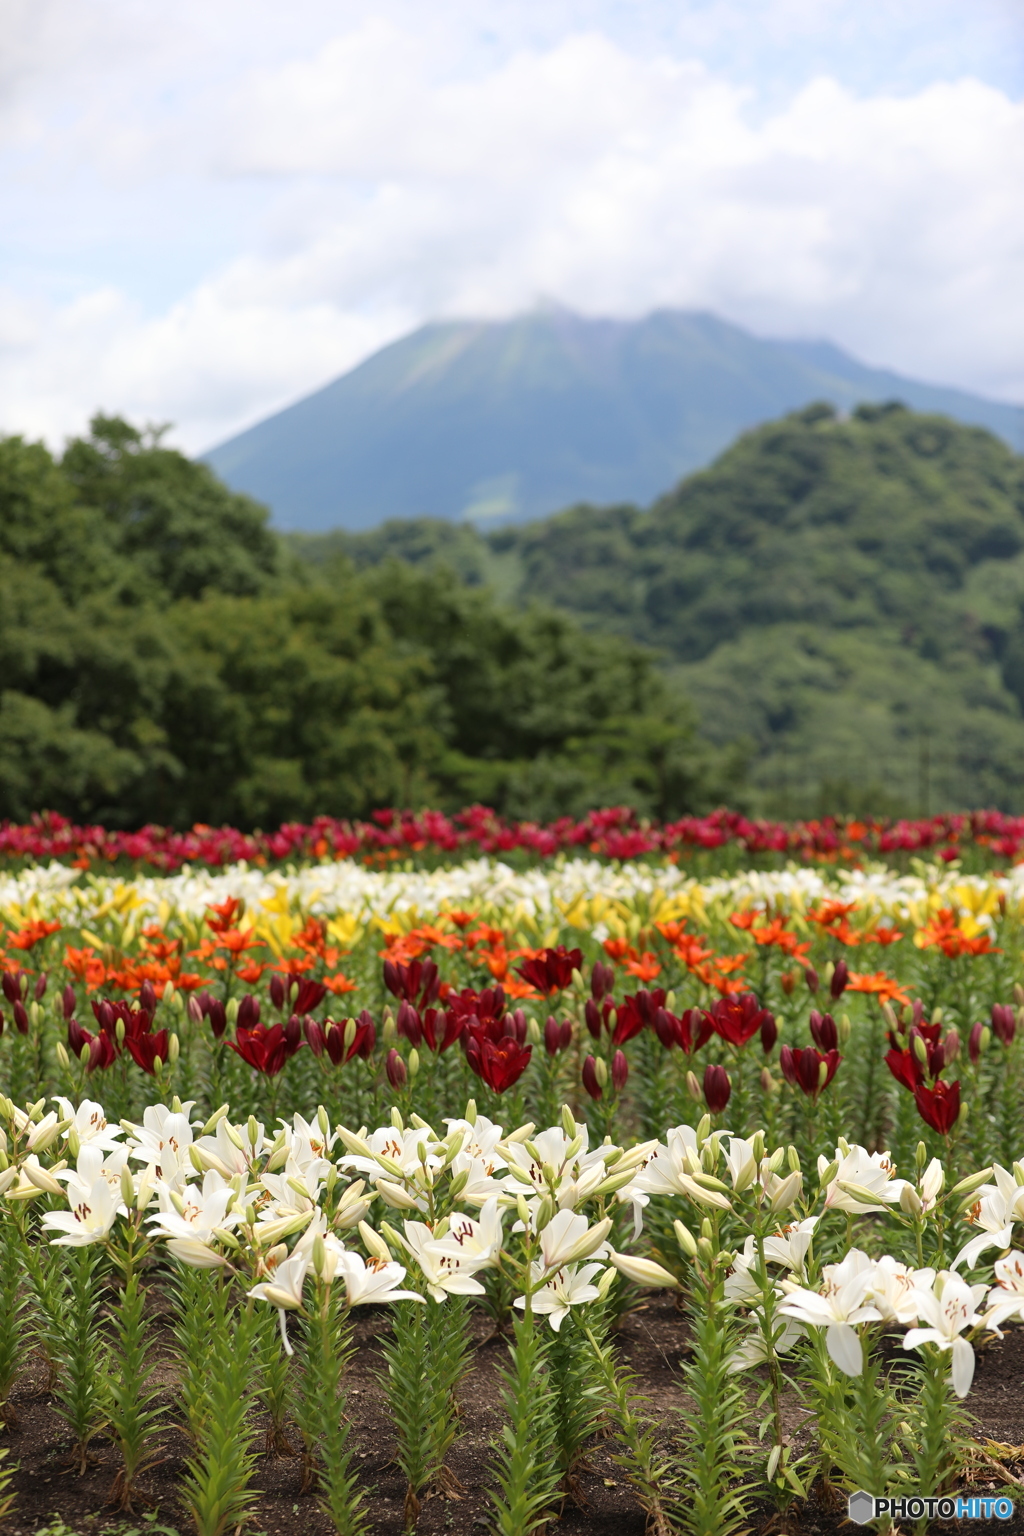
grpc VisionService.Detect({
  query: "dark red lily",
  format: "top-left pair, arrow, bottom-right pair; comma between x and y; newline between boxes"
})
614,989 -> 665,1045
515,946 -> 582,995
229,1018 -> 302,1076
582,1054 -> 603,1100
465,1034 -> 532,1093
780,1045 -> 841,1099
913,1079 -> 961,1135
126,1030 -> 170,1075
383,958 -> 440,1009
707,994 -> 773,1049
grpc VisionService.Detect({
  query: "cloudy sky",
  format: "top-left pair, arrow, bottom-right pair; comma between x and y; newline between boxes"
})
2,0 -> 1022,452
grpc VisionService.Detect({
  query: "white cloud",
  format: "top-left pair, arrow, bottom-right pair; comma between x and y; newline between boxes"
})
0,2 -> 1021,452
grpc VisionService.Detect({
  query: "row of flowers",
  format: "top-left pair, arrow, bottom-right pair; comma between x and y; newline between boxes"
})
1,1087 -> 1022,1532
3,804 -> 1024,872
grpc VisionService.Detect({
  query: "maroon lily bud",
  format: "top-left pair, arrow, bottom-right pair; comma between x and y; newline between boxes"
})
34,972 -> 48,1002
62,983 -> 77,1020
703,1063 -> 732,1114
509,1009 -> 528,1044
207,999 -> 227,1039
13,1000 -> 29,1035
584,999 -> 603,1039
283,1014 -> 302,1052
187,994 -> 202,1024
544,1017 -> 563,1056
991,1004 -> 1016,1047
652,1007 -> 677,1050
830,960 -> 848,1000
760,1012 -> 778,1054
270,974 -> 286,1011
386,1048 -> 407,1089
809,1011 -> 838,1052
582,1054 -> 603,1101
968,1020 -> 985,1063
611,1050 -> 629,1091
942,1029 -> 960,1065
1,972 -> 21,1005
591,961 -> 615,1001
236,994 -> 260,1031
304,1018 -> 326,1057
396,1001 -> 422,1047
805,966 -> 819,995
139,981 -> 157,1015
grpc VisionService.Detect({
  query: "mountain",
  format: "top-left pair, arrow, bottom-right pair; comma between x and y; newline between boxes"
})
293,403 -> 1024,815
204,308 -> 1024,532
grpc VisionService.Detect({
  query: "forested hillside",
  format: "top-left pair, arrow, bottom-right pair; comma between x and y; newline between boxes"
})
296,404 -> 1024,814
0,418 -> 715,827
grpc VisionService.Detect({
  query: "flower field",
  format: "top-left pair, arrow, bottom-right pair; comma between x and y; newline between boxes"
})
3,811 -> 1024,1533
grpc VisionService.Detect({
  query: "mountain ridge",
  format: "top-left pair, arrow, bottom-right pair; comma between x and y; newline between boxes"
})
204,308 -> 1024,532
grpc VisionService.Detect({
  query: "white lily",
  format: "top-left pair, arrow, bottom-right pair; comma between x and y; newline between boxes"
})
331,1249 -> 425,1307
42,1172 -> 123,1246
902,1270 -> 988,1397
778,1248 -> 881,1375
763,1217 -> 818,1274
515,1262 -> 605,1331
148,1170 -> 240,1243
398,1220 -> 491,1302
819,1145 -> 907,1215
53,1097 -> 124,1153
868,1257 -> 936,1324
431,1197 -> 504,1266
952,1167 -> 1024,1270
728,1315 -> 805,1372
537,1209 -> 612,1272
985,1250 -> 1024,1329
125,1104 -> 196,1188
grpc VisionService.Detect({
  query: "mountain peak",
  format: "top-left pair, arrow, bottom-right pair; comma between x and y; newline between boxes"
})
204,308 -> 1023,533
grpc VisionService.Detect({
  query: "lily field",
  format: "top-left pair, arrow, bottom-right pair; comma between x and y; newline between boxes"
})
2,808 -> 1024,1535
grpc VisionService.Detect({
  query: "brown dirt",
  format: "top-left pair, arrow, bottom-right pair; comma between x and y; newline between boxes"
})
1,1296 -> 1023,1536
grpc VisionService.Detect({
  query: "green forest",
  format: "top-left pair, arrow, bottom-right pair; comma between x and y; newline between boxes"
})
297,403 -> 1024,816
4,402 -> 1024,827
0,417 -> 713,827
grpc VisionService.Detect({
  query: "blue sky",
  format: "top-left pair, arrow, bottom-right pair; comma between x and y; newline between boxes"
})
1,0 -> 1022,449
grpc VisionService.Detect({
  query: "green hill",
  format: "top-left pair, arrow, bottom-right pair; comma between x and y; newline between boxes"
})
0,417 -> 712,827
294,403 -> 1024,815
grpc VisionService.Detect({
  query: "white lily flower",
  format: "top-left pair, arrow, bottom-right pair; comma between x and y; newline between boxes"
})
398,1220 -> 491,1302
952,1167 -> 1024,1270
148,1170 -> 240,1243
340,1125 -> 443,1183
985,1250 -> 1024,1330
193,1118 -> 260,1177
514,1262 -> 605,1331
442,1115 -> 506,1169
431,1198 -> 504,1267
259,1159 -> 329,1218
819,1145 -> 907,1215
250,1251 -> 313,1354
902,1271 -> 988,1397
606,1250 -> 679,1289
126,1104 -> 196,1188
763,1217 -> 818,1274
447,1154 -> 506,1208
42,1172 -> 123,1246
723,1137 -> 759,1193
55,1142 -> 131,1199
53,1098 -> 124,1153
538,1209 -> 612,1272
284,1113 -> 335,1164
332,1249 -> 425,1308
501,1127 -> 610,1214
728,1315 -> 805,1372
778,1249 -> 881,1375
869,1257 -> 936,1324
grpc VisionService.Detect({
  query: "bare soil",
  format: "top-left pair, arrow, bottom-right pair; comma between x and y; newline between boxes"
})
2,1295 -> 1023,1536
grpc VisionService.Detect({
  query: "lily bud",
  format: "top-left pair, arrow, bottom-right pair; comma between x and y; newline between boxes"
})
805,966 -> 819,994
899,1183 -> 923,1217
55,1042 -> 70,1071
120,1166 -> 136,1207
611,1050 -> 629,1091
168,1033 -> 180,1064
685,1071 -> 702,1102
385,1049 -> 407,1090
582,1055 -> 603,1101
674,1219 -> 698,1258
912,1034 -> 929,1066
407,1048 -> 420,1079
